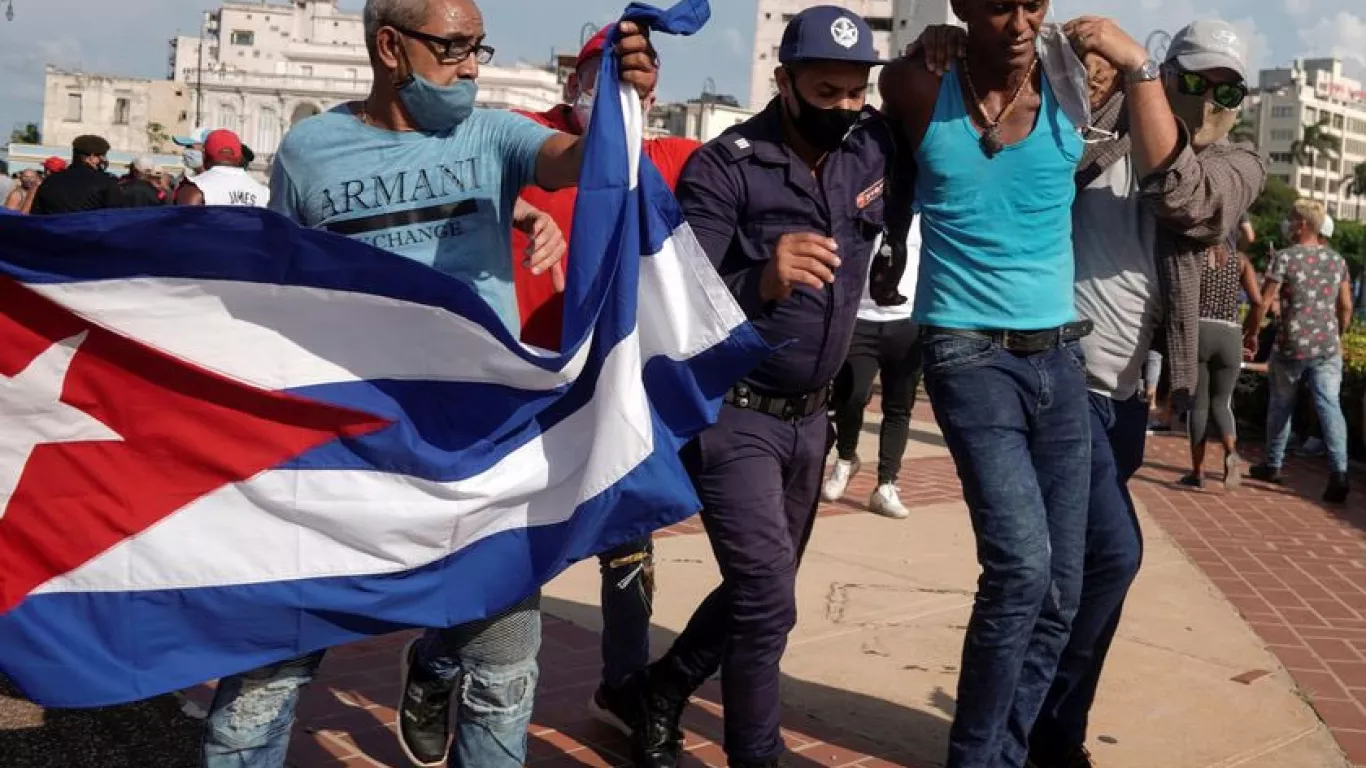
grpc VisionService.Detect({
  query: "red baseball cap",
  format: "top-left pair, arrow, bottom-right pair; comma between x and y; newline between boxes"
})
576,26 -> 610,69
41,157 -> 67,173
205,129 -> 244,164
575,25 -> 659,72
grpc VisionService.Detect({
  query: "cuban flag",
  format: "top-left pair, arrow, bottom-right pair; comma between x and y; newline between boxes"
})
0,0 -> 752,709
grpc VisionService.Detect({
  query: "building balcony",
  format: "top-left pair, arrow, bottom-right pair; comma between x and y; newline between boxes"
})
183,67 -> 369,97
282,41 -> 369,65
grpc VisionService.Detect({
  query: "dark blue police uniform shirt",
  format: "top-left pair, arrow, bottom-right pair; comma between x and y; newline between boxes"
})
677,100 -> 894,397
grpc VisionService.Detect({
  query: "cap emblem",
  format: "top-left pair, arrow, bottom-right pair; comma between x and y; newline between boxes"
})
831,17 -> 859,49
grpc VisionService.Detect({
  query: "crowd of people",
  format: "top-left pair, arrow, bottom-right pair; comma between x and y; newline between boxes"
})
5,1 -> 1360,767
1,127 -> 266,215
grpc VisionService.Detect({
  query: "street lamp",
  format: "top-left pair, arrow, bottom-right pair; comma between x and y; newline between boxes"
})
3,0 -> 15,22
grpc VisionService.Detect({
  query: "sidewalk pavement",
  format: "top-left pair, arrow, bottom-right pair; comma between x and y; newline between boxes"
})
0,401 -> 1359,767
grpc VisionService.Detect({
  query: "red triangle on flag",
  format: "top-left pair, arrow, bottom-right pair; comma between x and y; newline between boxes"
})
0,277 -> 391,613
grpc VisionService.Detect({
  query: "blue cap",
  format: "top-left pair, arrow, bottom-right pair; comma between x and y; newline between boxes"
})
778,5 -> 885,67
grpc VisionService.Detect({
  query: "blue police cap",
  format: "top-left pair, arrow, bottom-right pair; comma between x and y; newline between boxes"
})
778,5 -> 885,67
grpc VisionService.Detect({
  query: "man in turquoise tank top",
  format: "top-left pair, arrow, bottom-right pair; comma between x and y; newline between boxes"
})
879,2 -> 1092,767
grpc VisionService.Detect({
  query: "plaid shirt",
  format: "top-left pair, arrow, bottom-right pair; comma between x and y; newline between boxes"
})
1078,93 -> 1267,412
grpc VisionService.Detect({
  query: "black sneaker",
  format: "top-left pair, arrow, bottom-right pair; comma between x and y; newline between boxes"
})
730,759 -> 782,768
1325,472 -> 1351,504
588,677 -> 643,737
396,637 -> 453,768
630,662 -> 693,768
1027,744 -> 1096,768
1249,463 -> 1285,484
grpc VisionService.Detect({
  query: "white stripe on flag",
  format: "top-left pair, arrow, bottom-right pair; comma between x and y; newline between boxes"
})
25,225 -> 743,392
35,321 -> 652,594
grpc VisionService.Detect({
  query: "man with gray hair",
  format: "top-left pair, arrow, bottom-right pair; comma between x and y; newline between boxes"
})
199,1 -> 657,767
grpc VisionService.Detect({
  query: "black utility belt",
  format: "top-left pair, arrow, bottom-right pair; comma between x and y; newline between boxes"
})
924,320 -> 1094,354
725,382 -> 831,421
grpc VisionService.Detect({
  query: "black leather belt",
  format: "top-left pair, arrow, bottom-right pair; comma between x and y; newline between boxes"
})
725,382 -> 831,421
923,320 -> 1094,354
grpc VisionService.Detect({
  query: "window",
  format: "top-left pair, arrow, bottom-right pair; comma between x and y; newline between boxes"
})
219,102 -> 238,134
865,16 -> 892,32
346,67 -> 358,79
113,97 -> 130,125
65,92 -> 82,121
300,65 -> 313,77
1269,152 -> 1294,163
230,30 -> 254,46
253,50 -> 261,58
257,107 -> 280,153
1271,105 -> 1293,118
1270,129 -> 1294,141
1333,113 -> 1345,129
1272,174 -> 1291,185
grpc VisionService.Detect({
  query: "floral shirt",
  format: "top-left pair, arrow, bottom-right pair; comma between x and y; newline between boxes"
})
1267,244 -> 1348,359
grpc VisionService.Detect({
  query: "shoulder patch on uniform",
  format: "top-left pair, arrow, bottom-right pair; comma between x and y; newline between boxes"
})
856,178 -> 885,209
719,135 -> 754,162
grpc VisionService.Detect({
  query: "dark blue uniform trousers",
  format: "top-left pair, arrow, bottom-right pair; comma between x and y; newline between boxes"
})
661,403 -> 833,762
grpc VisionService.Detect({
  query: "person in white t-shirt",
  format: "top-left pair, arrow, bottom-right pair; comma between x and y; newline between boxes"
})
822,214 -> 922,519
173,129 -> 270,208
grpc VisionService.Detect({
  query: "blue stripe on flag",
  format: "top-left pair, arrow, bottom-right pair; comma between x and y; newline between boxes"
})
0,416 -> 700,708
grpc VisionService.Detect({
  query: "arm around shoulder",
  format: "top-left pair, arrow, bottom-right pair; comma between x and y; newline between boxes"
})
878,56 -> 939,149
1139,122 -> 1267,245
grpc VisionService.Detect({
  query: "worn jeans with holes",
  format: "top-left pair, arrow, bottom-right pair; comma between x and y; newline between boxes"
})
1266,353 -> 1350,474
598,537 -> 654,689
202,596 -> 540,768
921,333 -> 1090,768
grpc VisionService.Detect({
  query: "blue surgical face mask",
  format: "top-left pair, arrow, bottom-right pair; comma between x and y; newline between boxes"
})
397,74 -> 478,132
183,148 -> 203,170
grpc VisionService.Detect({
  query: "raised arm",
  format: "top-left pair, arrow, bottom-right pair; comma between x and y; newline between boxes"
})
534,21 -> 657,191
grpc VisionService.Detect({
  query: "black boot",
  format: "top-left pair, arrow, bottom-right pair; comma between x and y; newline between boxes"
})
630,660 -> 695,768
1325,472 -> 1351,503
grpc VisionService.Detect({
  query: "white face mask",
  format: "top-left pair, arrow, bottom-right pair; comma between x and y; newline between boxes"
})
572,89 -> 595,133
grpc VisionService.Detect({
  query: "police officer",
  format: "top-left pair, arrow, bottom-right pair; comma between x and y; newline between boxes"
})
625,7 -> 898,767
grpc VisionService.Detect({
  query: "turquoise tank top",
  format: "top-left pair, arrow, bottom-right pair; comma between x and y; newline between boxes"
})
912,64 -> 1083,330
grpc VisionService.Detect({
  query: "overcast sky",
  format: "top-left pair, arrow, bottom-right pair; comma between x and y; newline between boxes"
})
1,0 -> 1364,137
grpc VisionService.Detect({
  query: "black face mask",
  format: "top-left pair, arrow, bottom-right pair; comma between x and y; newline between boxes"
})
785,76 -> 860,152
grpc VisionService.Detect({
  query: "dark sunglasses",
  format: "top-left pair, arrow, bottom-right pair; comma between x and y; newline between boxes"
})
394,27 -> 494,64
1173,70 -> 1247,110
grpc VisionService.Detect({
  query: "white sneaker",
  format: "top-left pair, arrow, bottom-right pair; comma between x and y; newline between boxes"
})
822,457 -> 860,501
869,484 -> 910,519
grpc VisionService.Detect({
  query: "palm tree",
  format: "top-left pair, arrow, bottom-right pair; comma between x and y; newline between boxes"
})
1230,117 -> 1257,145
1346,161 -> 1366,222
1290,117 -> 1341,202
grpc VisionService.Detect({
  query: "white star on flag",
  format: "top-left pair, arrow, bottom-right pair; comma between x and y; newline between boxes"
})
0,332 -> 123,519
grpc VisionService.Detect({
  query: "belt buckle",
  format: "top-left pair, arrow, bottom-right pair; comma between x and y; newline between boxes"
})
783,395 -> 804,420
1000,330 -> 1014,351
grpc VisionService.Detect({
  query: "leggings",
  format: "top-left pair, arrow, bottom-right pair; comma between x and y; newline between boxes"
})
831,318 -> 922,485
1190,320 -> 1241,446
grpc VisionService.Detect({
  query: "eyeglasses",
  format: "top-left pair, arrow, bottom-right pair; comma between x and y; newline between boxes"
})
1173,70 -> 1248,110
394,27 -> 494,64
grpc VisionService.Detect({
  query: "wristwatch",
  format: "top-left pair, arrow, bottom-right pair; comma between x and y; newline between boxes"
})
1127,58 -> 1161,84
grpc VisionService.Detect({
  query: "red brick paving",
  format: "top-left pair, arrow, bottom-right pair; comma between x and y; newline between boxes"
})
1133,431 -> 1366,766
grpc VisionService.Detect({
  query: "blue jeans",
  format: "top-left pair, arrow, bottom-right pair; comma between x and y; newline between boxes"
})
598,537 -> 654,689
1267,353 -> 1350,474
1026,393 -> 1146,760
202,597 -> 540,768
922,333 -> 1090,768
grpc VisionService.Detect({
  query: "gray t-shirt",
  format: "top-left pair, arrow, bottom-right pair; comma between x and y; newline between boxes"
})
1072,155 -> 1161,400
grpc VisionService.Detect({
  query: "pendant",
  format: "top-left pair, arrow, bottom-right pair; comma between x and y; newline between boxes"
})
981,125 -> 1004,158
